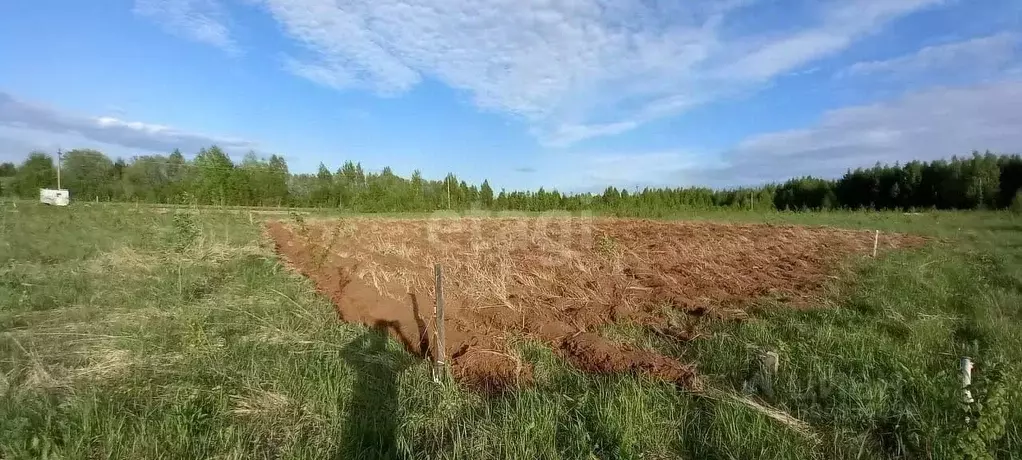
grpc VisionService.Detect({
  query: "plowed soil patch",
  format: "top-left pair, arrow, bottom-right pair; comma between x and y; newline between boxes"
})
265,218 -> 924,391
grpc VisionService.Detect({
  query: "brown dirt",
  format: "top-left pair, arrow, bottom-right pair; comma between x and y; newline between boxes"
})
265,217 -> 924,392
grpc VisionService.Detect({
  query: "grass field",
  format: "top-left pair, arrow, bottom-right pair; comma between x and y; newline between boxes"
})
2,201 -> 1021,459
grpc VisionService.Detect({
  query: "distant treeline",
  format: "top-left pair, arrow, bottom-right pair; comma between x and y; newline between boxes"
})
1,147 -> 1020,213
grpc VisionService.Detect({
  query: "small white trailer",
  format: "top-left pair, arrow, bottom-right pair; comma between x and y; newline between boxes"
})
40,188 -> 70,206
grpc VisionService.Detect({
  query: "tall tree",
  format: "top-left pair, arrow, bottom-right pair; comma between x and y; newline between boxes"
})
13,152 -> 57,197
998,155 -> 1022,208
963,151 -> 1000,209
311,163 -> 335,207
192,145 -> 235,205
62,149 -> 116,201
443,173 -> 458,209
267,154 -> 290,206
122,155 -> 170,203
480,180 -> 494,208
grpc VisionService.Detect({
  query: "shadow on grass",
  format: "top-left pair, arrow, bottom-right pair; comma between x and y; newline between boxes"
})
339,321 -> 415,459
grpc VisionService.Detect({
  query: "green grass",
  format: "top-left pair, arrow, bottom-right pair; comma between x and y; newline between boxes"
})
2,201 -> 1021,459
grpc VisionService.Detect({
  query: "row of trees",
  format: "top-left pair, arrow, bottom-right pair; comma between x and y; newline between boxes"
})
2,147 -> 1021,212
774,152 -> 1020,211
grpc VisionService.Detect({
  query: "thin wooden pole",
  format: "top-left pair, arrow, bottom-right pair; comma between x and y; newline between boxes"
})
434,264 -> 447,381
872,230 -> 880,258
960,356 -> 974,404
961,356 -> 975,424
742,349 -> 779,401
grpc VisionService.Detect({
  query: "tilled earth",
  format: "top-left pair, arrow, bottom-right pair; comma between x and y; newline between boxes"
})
265,217 -> 925,391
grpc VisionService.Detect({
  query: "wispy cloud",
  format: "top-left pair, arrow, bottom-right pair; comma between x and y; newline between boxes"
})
152,0 -> 943,145
0,91 -> 255,154
685,80 -> 1022,187
513,167 -> 536,174
721,0 -> 946,81
841,33 -> 1020,79
134,0 -> 238,53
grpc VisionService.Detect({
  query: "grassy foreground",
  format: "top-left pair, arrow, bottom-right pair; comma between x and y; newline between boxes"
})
1,202 -> 1021,459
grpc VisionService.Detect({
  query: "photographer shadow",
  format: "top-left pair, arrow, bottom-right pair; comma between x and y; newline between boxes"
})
338,320 -> 416,459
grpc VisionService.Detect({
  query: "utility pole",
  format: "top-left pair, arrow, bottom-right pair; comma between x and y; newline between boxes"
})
447,176 -> 451,209
57,148 -> 62,189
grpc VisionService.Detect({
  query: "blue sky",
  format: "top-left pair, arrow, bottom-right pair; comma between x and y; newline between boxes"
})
1,0 -> 1020,192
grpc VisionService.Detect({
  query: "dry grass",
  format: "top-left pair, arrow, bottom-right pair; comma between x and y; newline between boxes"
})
292,217 -> 922,320
7,204 -> 1022,459
86,246 -> 160,277
267,217 -> 926,390
231,389 -> 295,417
71,348 -> 134,380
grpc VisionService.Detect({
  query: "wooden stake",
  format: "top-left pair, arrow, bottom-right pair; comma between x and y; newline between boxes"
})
872,230 -> 880,258
433,264 -> 447,383
960,356 -> 974,404
742,349 -> 779,401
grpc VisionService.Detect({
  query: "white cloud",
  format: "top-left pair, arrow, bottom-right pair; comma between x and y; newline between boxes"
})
686,80 -> 1022,186
148,0 -> 943,145
95,117 -> 172,133
542,121 -> 640,148
134,0 -> 238,53
242,0 -> 734,145
842,33 -> 1020,78
0,91 -> 256,154
722,0 -> 949,80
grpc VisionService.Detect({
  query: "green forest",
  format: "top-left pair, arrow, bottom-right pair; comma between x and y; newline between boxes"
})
1,147 -> 1020,214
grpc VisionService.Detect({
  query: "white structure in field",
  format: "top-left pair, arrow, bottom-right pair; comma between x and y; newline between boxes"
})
40,189 -> 69,206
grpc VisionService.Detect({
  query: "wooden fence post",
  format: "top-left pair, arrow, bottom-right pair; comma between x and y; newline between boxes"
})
960,356 -> 974,404
961,356 -> 975,424
872,230 -> 880,258
743,349 -> 779,401
433,264 -> 447,383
